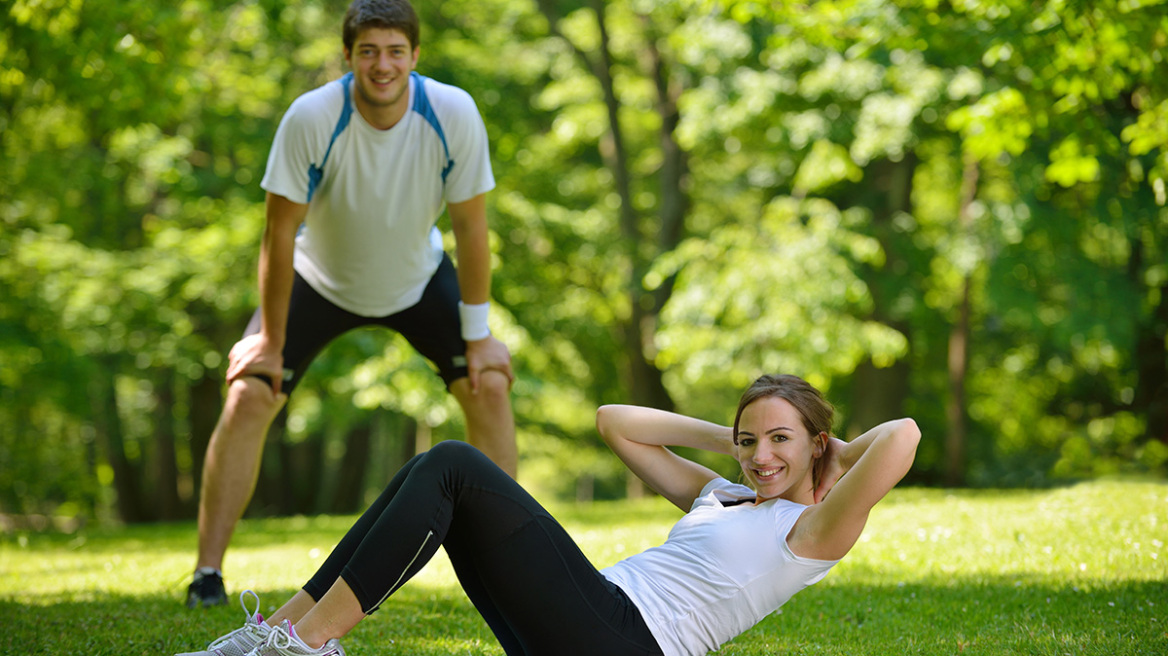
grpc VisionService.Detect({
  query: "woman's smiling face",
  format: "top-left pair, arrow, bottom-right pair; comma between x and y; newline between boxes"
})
734,396 -> 820,504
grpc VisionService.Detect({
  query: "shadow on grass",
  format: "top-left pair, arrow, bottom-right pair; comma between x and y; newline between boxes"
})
0,515 -> 359,556
4,577 -> 1163,655
2,585 -> 500,656
0,502 -> 680,558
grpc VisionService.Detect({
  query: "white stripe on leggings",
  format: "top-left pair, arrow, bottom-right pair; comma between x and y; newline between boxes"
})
368,530 -> 435,613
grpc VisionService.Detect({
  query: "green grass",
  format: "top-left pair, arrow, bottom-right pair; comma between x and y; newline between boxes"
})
2,480 -> 1166,655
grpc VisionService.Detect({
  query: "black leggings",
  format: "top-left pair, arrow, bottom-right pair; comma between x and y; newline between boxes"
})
302,441 -> 663,656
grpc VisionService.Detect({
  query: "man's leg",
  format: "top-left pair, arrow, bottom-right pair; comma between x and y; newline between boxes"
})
450,369 -> 518,478
387,254 -> 519,477
189,376 -> 286,607
188,274 -> 362,607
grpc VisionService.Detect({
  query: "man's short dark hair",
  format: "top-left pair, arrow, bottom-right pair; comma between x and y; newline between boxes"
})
343,0 -> 420,53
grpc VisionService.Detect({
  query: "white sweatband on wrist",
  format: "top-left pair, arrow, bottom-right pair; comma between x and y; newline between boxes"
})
458,301 -> 491,341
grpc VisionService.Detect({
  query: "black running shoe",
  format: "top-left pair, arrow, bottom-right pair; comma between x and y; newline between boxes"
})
186,567 -> 228,608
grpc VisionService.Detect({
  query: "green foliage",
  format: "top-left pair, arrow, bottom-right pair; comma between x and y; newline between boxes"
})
713,0 -> 1168,484
2,481 -> 1165,654
2,0 -> 1167,522
0,0 -> 330,518
654,196 -> 907,419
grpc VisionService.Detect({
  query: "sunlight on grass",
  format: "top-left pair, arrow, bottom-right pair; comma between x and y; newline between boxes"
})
2,481 -> 1165,655
845,482 -> 1166,586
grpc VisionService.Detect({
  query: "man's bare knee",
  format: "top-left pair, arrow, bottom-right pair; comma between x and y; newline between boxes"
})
222,377 -> 285,426
474,369 -> 512,401
451,370 -> 511,406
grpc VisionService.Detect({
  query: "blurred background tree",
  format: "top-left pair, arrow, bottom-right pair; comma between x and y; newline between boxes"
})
2,0 -> 1165,526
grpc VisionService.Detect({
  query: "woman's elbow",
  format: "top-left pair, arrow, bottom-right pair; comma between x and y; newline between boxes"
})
895,418 -> 921,459
595,405 -> 619,444
898,418 -> 921,441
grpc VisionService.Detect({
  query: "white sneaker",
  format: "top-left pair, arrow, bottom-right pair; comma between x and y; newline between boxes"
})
175,589 -> 272,656
246,620 -> 345,656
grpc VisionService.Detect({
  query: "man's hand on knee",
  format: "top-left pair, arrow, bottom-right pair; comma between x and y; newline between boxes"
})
226,333 -> 286,394
228,374 -> 288,411
464,336 -> 514,394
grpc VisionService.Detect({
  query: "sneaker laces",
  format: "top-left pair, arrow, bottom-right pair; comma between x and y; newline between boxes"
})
255,621 -> 309,654
208,589 -> 269,649
254,621 -> 341,656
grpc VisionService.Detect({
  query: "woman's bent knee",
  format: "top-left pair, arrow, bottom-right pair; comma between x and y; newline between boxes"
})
418,440 -> 496,481
426,439 -> 483,463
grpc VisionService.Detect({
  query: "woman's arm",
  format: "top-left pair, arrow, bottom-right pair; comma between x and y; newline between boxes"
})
596,405 -> 733,511
788,418 -> 920,561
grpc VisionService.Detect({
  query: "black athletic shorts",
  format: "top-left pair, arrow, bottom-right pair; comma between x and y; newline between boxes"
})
242,254 -> 469,394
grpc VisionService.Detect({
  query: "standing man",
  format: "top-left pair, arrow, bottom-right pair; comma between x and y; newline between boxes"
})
186,0 -> 517,608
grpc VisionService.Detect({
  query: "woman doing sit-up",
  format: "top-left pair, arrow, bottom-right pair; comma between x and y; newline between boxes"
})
175,373 -> 919,656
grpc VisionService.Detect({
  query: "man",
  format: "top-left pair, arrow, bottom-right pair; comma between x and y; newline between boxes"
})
186,0 -> 517,608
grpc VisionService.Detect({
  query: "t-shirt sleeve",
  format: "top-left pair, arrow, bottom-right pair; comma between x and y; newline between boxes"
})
439,88 -> 495,204
261,95 -> 327,205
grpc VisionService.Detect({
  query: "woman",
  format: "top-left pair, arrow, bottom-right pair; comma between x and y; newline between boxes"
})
176,374 -> 919,656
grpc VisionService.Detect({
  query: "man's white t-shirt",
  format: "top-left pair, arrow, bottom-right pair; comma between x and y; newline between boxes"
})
261,73 -> 495,317
602,478 -> 838,656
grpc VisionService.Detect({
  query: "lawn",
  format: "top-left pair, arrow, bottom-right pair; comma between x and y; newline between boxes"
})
2,480 -> 1165,655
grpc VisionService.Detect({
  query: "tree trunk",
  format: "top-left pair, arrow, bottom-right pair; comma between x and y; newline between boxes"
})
151,371 -> 182,520
397,412 -> 419,464
365,410 -> 418,493
587,1 -> 671,410
293,424 -> 324,515
91,360 -> 144,522
945,279 -> 971,485
945,155 -> 980,486
330,415 -> 373,514
250,409 -> 288,517
534,0 -> 680,415
842,156 -> 915,439
1132,235 -> 1168,444
848,359 -> 911,439
536,1 -> 684,499
187,372 -> 222,514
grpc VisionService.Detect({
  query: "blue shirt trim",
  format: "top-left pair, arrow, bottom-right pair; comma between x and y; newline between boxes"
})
306,72 -> 354,203
306,71 -> 454,202
409,71 -> 455,184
